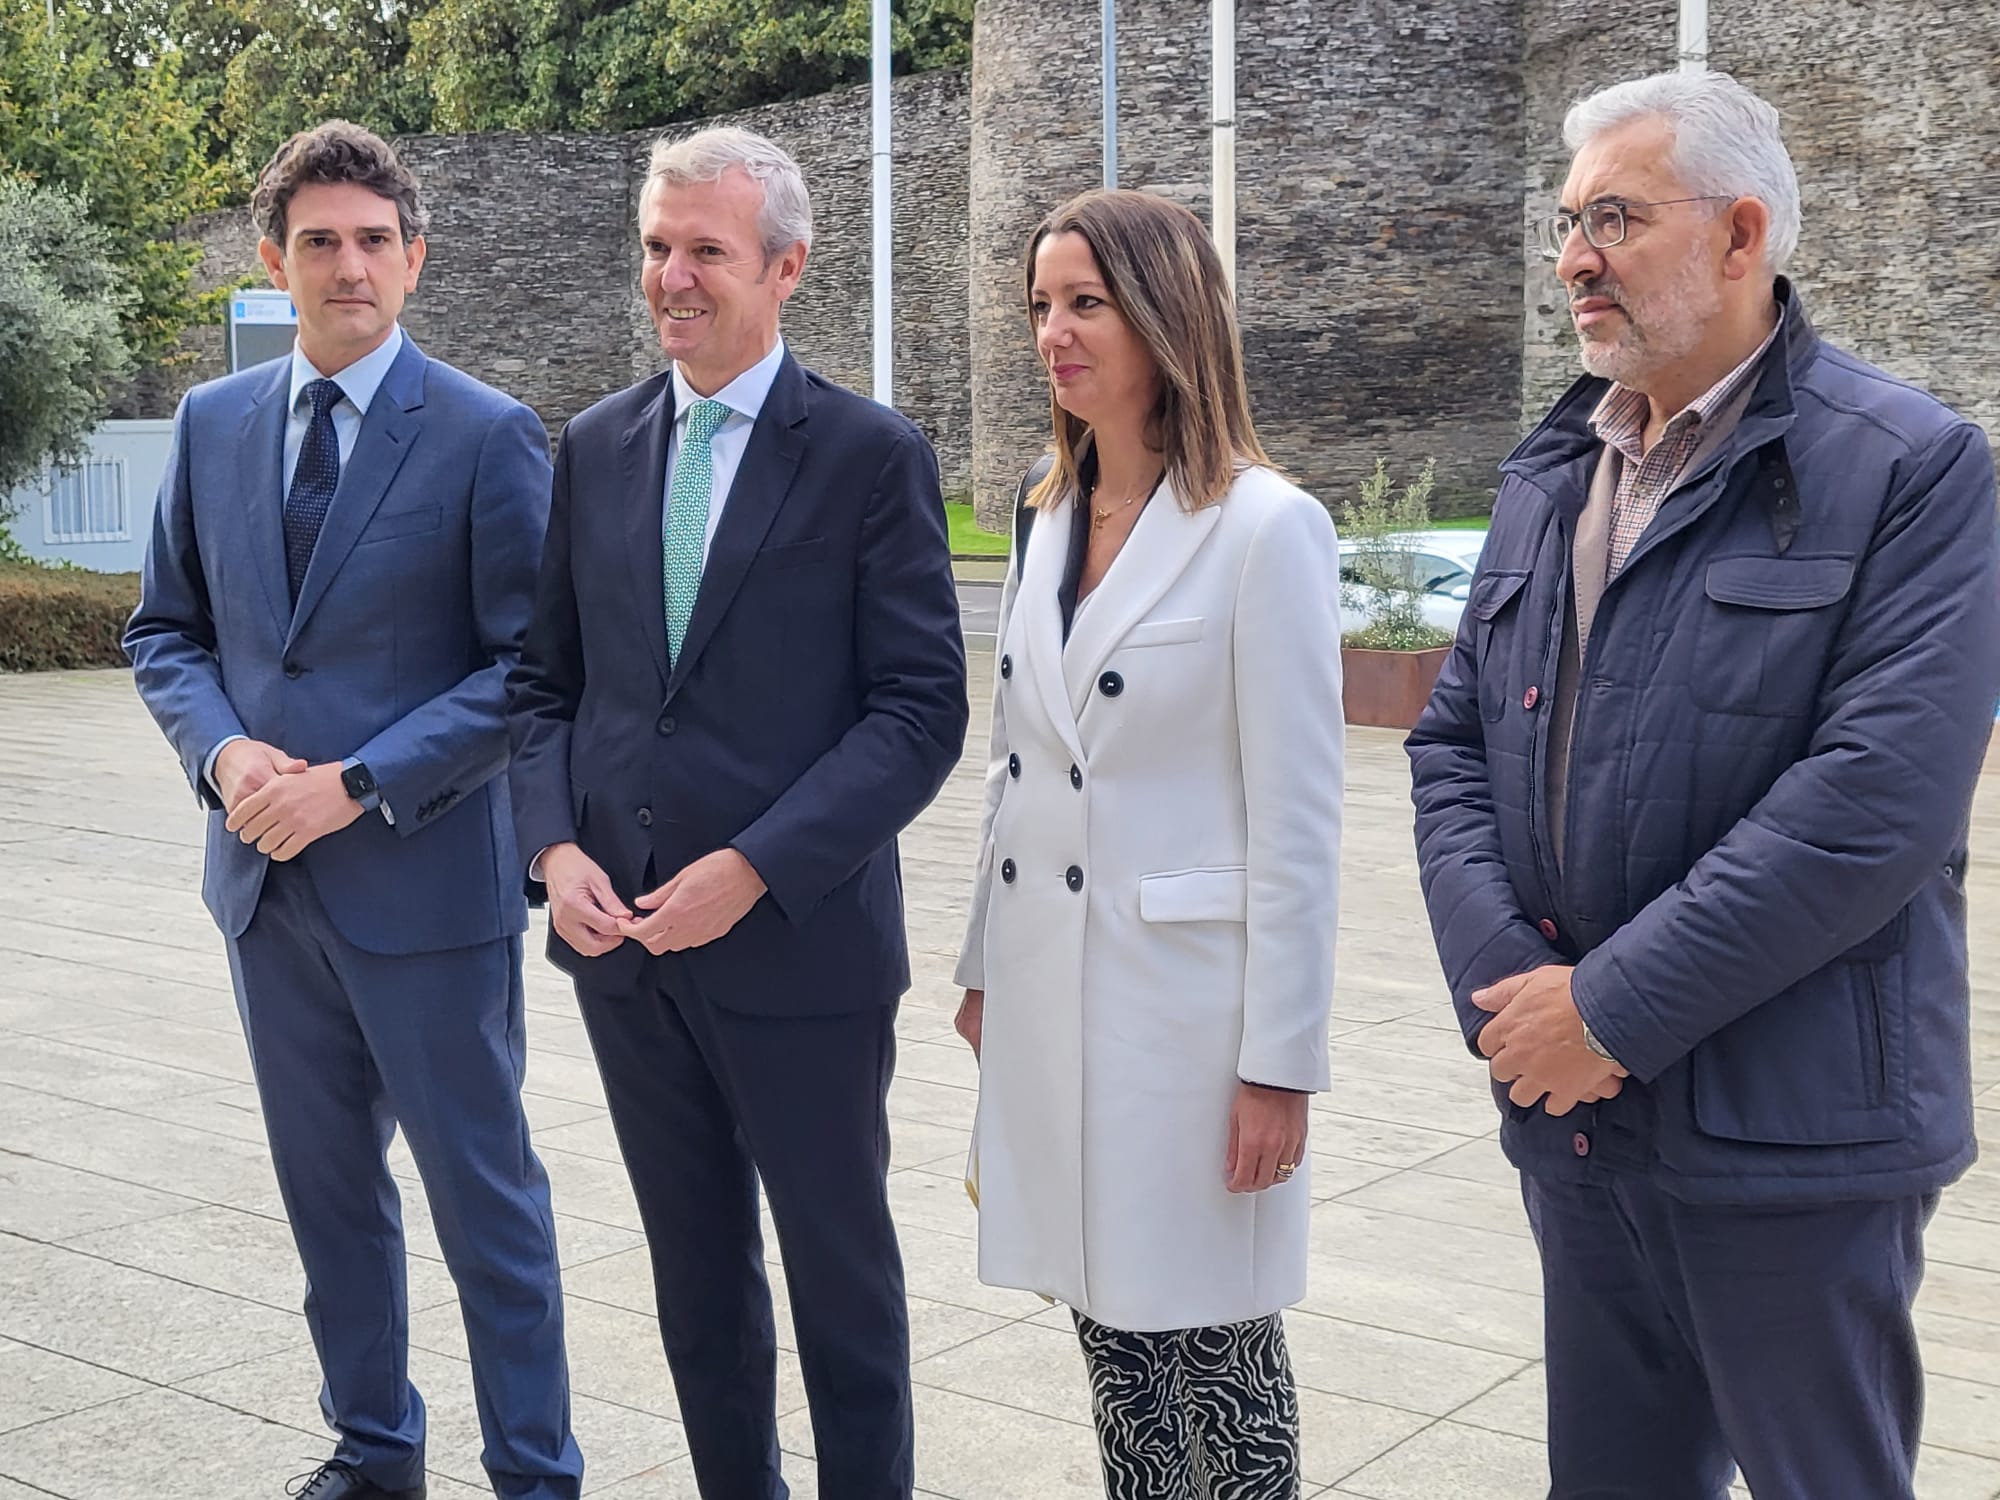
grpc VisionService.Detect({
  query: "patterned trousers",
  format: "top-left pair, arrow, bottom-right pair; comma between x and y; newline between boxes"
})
1073,1310 -> 1301,1500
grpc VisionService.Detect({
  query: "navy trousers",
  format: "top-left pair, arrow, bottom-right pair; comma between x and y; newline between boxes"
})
575,967 -> 913,1500
226,861 -> 582,1498
1523,1172 -> 1935,1500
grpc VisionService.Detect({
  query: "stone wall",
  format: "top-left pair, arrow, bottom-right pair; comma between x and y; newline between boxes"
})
969,0 -> 1527,528
128,69 -> 974,495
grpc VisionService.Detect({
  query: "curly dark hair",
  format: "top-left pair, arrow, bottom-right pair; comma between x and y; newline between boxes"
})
251,121 -> 429,248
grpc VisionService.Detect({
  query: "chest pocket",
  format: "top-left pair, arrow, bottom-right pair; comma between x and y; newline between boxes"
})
1692,555 -> 1854,717
1470,571 -> 1531,724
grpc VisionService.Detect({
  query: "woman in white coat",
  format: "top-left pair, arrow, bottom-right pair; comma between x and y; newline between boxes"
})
954,189 -> 1344,1499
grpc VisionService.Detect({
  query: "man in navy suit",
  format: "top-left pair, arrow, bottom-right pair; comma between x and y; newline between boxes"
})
126,122 -> 582,1500
507,126 -> 967,1500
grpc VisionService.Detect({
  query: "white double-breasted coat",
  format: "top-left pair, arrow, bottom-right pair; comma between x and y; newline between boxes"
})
954,462 -> 1345,1332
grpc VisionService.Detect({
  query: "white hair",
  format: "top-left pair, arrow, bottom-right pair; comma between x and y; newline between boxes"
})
1563,70 -> 1800,270
644,126 -> 814,257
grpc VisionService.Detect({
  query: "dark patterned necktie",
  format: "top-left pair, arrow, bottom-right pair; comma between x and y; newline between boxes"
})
284,377 -> 344,602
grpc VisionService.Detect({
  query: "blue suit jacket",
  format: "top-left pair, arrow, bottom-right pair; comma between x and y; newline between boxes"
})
126,337 -> 553,955
506,352 -> 968,1014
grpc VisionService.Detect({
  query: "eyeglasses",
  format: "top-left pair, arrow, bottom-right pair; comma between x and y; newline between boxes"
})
1534,197 -> 1732,260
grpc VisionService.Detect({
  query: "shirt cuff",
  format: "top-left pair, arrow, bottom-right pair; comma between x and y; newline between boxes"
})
528,846 -> 551,883
203,734 -> 247,795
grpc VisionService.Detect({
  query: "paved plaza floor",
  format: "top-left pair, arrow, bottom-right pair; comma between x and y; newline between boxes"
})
1,658 -> 1996,1499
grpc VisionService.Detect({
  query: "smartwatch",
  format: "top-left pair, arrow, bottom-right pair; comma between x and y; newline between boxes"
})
340,758 -> 381,811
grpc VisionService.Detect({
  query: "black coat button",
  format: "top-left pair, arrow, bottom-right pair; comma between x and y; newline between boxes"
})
1008,753 -> 1021,779
636,808 -> 653,828
1070,764 -> 1082,790
1000,654 -> 1013,679
1098,671 -> 1123,697
1000,858 -> 1016,884
657,714 -> 676,736
283,662 -> 302,679
1065,865 -> 1084,892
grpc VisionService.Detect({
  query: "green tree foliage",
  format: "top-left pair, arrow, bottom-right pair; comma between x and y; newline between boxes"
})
0,0 -> 228,361
0,180 -> 133,509
1339,459 -> 1455,651
414,0 -> 973,134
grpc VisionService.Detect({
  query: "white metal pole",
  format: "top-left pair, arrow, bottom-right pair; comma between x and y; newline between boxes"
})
1102,0 -> 1119,188
870,0 -> 893,404
1211,0 -> 1236,290
1678,0 -> 1709,72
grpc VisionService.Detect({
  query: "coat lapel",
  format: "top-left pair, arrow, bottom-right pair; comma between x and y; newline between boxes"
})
1015,491 -> 1085,764
619,372 -> 676,692
664,353 -> 807,702
286,337 -> 425,647
1061,473 -> 1222,720
238,361 -> 294,637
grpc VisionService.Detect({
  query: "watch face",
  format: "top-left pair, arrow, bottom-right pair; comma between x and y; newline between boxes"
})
343,764 -> 377,799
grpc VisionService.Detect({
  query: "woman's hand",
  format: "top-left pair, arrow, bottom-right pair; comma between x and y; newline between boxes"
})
1226,1082 -> 1308,1193
955,989 -> 985,1060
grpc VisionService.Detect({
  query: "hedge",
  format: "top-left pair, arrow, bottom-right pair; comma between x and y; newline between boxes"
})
0,561 -> 138,671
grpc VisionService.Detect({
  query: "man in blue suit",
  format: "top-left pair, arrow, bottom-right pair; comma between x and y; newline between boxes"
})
125,122 -> 582,1500
507,127 -> 967,1500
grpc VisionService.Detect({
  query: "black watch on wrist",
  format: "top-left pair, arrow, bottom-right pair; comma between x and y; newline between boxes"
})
340,760 -> 379,805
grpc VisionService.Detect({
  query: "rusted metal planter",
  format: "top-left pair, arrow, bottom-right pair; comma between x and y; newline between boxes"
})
1340,645 -> 1451,730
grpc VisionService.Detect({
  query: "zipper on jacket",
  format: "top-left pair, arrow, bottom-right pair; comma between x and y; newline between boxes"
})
1522,529 -> 1570,929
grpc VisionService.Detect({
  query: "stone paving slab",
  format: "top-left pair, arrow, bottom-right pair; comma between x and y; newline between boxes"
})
1,663 -> 1995,1499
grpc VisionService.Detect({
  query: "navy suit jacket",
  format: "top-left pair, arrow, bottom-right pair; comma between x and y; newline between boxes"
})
126,337 -> 552,955
506,352 -> 968,1014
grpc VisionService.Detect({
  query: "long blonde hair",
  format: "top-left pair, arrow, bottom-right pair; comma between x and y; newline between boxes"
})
1024,189 -> 1270,511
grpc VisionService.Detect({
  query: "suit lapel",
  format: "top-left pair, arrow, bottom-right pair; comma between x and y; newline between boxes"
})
664,353 -> 807,702
1061,473 -> 1222,720
239,361 -> 294,637
1016,492 -> 1085,764
286,337 -> 425,647
619,373 -> 676,692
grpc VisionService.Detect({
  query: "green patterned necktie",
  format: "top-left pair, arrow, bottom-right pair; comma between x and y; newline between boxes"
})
663,397 -> 733,662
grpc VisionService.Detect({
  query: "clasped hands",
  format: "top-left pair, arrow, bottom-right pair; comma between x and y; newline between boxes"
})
542,842 -> 764,957
1474,964 -> 1629,1117
218,738 -> 363,861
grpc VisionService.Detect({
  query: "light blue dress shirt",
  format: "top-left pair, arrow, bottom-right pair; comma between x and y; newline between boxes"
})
664,337 -> 787,560
206,326 -> 410,819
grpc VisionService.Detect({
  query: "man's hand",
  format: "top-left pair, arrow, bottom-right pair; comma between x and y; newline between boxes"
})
214,738 -> 307,815
225,761 -> 364,861
1225,1082 -> 1309,1193
955,989 -> 984,1060
621,847 -> 767,955
541,842 -> 632,958
1473,965 -> 1629,1117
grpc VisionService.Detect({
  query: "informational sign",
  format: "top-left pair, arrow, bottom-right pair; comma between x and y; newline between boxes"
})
226,289 -> 299,372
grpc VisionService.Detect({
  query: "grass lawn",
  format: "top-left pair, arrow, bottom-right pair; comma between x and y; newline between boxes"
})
946,501 -> 1008,556
1431,515 -> 1492,530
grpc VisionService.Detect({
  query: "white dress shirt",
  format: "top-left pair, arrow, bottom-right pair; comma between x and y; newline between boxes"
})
663,337 -> 787,560
205,326 -> 409,817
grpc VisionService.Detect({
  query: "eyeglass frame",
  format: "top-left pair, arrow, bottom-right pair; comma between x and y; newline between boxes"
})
1534,196 -> 1734,261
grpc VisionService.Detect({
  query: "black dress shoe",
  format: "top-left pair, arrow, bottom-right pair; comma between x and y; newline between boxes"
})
286,1460 -> 426,1500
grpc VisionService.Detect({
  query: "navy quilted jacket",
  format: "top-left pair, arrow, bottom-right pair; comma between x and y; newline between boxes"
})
1407,284 -> 2000,1203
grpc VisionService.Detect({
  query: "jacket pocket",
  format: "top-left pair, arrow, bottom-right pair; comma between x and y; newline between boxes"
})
1692,554 -> 1854,716
1470,571 -> 1529,723
1122,616 -> 1206,649
1138,866 -> 1248,923
357,505 -> 443,544
1691,957 -> 1903,1146
756,537 -> 828,570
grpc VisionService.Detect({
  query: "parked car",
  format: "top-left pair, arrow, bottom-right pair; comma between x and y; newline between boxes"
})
1337,529 -> 1488,634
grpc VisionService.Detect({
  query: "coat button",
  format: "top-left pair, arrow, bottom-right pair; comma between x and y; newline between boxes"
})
1538,918 -> 1559,941
657,714 -> 676,736
1098,671 -> 1124,697
1523,685 -> 1540,710
1572,1132 -> 1591,1158
1000,654 -> 1013,679
1008,753 -> 1021,779
1065,865 -> 1084,892
636,808 -> 653,828
283,662 -> 303,679
1070,764 -> 1082,790
1000,858 -> 1016,884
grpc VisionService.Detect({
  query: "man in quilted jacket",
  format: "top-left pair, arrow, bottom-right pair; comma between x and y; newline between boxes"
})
1408,69 -> 2000,1500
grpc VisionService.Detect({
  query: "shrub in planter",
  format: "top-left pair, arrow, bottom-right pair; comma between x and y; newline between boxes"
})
1337,459 -> 1454,729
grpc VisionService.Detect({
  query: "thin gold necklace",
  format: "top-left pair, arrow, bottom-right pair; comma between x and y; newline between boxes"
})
1091,476 -> 1160,534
